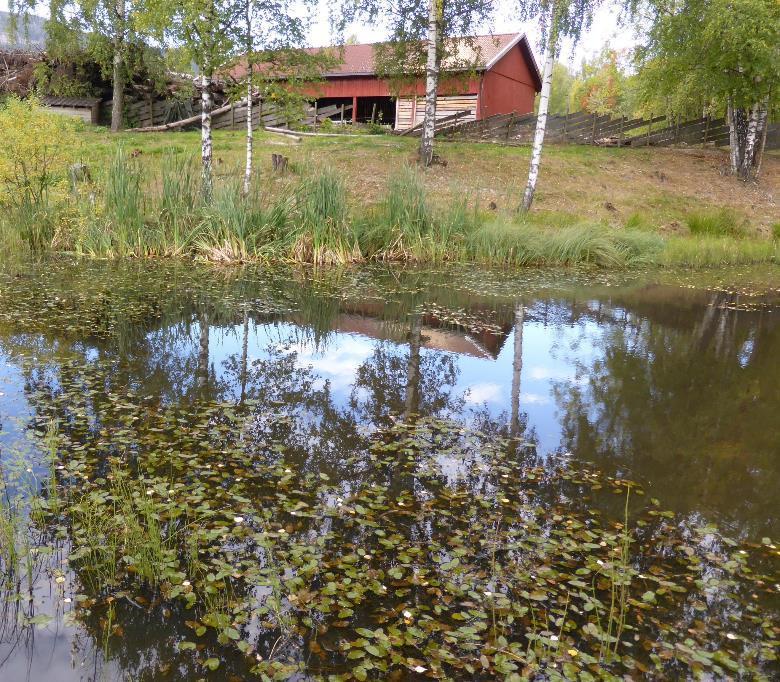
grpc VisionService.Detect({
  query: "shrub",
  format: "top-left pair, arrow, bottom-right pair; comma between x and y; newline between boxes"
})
0,96 -> 78,210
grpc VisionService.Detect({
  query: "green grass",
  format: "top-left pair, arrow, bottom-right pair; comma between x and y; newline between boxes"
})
686,209 -> 748,239
0,129 -> 777,269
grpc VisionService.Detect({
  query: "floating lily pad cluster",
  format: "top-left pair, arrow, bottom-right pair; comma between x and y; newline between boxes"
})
22,357 -> 779,681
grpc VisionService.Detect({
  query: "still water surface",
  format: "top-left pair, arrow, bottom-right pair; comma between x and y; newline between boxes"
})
0,260 -> 778,680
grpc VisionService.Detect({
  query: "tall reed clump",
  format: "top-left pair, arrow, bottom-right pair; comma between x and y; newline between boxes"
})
659,236 -> 779,267
77,148 -> 147,257
360,165 -> 433,260
196,180 -> 293,262
292,168 -> 359,264
686,209 -> 748,239
464,219 -> 665,267
157,151 -> 201,256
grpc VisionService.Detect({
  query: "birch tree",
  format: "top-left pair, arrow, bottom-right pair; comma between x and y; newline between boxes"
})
236,0 -> 320,197
518,0 -> 601,211
144,0 -> 241,200
356,0 -> 496,167
627,0 -> 779,180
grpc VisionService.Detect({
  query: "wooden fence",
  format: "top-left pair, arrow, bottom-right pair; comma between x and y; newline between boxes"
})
438,109 -> 780,150
105,97 -> 352,131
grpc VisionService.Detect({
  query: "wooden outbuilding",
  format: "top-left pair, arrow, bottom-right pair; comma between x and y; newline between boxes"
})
231,33 -> 541,131
41,95 -> 101,124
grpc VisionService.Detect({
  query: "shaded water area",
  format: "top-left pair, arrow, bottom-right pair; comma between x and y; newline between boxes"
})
0,259 -> 778,681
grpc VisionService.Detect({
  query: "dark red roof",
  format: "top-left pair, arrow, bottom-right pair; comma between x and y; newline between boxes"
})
231,33 -> 540,88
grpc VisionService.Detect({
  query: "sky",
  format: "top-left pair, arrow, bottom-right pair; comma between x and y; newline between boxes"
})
1,0 -> 638,66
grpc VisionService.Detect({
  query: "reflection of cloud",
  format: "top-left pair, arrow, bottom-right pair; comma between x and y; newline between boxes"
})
464,382 -> 503,404
529,366 -> 571,381
520,392 -> 550,405
293,336 -> 374,392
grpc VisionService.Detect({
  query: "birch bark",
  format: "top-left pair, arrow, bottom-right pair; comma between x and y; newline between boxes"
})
201,72 -> 213,202
521,28 -> 556,212
740,102 -> 762,179
242,1 -> 253,197
509,303 -> 524,438
110,0 -> 126,132
418,0 -> 441,167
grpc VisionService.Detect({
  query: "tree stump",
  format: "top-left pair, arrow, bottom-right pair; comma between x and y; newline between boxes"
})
271,153 -> 288,172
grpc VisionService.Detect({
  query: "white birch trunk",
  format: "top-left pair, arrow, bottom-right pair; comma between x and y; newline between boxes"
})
740,102 -> 762,179
201,72 -> 213,202
754,98 -> 770,179
110,0 -> 125,132
418,0 -> 441,167
242,3 -> 253,198
521,30 -> 556,212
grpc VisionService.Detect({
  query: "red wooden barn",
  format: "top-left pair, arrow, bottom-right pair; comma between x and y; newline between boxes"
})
234,33 -> 541,131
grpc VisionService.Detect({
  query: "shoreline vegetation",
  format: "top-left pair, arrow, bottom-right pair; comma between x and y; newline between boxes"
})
1,122 -> 779,269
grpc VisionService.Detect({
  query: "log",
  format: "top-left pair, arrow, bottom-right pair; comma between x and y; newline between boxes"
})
127,99 -> 240,132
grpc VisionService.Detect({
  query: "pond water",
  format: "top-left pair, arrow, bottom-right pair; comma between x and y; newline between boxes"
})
0,259 -> 778,680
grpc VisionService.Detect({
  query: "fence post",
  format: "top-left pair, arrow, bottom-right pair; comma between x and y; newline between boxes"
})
703,115 -> 710,145
370,102 -> 377,124
591,112 -> 597,144
619,115 -> 625,147
340,104 -> 345,125
231,102 -> 235,129
505,111 -> 515,142
646,113 -> 652,146
314,102 -> 318,131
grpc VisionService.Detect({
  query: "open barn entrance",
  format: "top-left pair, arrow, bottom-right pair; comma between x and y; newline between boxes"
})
313,96 -> 396,128
355,97 -> 395,127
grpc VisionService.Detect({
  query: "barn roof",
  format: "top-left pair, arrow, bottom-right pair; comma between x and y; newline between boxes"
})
319,33 -> 526,76
42,95 -> 101,107
231,33 -> 541,90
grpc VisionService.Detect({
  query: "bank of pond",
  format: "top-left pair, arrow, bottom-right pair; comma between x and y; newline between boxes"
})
2,148 -> 779,269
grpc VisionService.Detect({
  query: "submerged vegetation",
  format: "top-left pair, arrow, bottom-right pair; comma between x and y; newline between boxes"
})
0,259 -> 779,679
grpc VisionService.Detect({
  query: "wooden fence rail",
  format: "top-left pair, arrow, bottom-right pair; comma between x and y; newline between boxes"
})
438,110 -> 779,150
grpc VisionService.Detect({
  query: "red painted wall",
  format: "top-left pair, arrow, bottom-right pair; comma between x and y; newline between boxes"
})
477,45 -> 537,119
306,75 -> 480,101
303,45 -> 537,121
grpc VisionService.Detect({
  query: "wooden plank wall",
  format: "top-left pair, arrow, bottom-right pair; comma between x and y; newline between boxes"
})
395,95 -> 477,130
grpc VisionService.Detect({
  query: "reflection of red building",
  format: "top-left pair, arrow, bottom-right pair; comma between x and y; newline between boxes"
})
329,303 -> 513,360
232,33 -> 541,130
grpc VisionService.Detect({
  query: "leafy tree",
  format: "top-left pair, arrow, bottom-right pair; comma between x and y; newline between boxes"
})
518,0 -> 603,211
43,0 -> 144,131
570,47 -> 631,116
355,0 -> 496,167
627,0 -> 779,179
544,61 -> 576,115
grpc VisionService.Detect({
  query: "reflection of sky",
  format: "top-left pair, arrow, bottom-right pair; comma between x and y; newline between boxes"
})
208,318 -> 603,454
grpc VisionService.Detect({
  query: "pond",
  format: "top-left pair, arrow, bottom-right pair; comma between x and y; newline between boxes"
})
0,259 -> 778,680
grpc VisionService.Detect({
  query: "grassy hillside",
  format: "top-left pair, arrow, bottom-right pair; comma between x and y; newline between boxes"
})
2,123 -> 779,267
73,127 -> 779,234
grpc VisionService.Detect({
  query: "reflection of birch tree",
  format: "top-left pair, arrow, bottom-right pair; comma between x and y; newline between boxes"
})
509,303 -> 524,438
